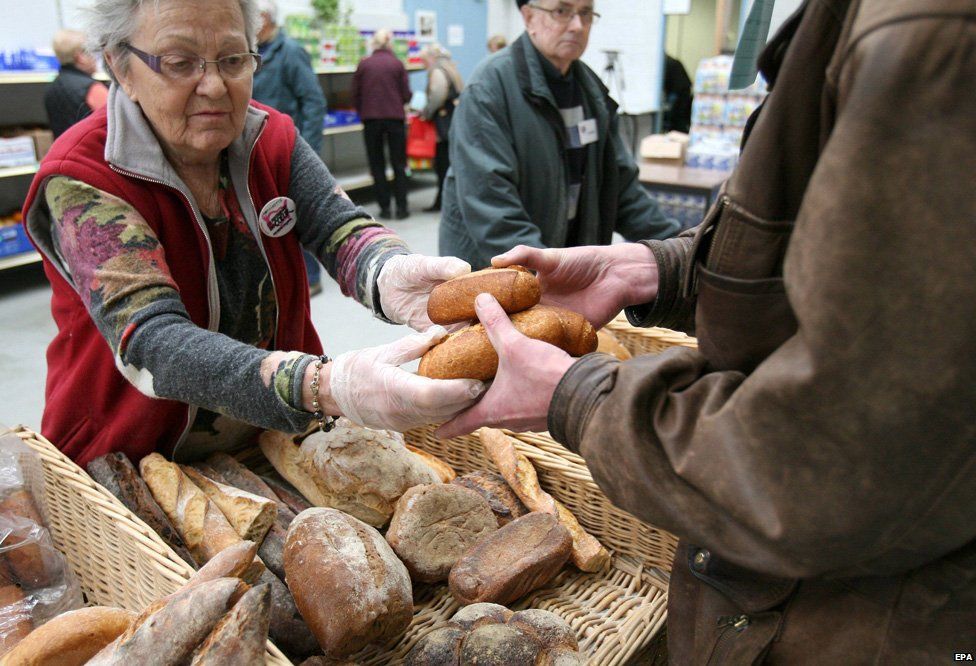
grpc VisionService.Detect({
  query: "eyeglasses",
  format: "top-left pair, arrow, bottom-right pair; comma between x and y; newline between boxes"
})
528,3 -> 601,25
122,43 -> 261,81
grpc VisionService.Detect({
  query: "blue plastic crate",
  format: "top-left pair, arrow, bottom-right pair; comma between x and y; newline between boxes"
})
0,223 -> 34,259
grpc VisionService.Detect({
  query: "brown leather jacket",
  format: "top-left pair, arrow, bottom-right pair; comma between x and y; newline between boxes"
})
549,0 -> 976,662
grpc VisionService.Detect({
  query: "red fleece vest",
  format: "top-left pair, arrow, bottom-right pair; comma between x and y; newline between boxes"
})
23,102 -> 322,466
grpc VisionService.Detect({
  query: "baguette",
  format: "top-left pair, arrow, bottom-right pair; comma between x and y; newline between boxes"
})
190,583 -> 271,666
596,329 -> 632,360
418,305 -> 598,381
427,266 -> 541,325
199,456 -> 294,581
139,454 -> 241,564
87,577 -> 245,666
183,541 -> 264,589
180,466 -> 277,544
480,429 -> 610,572
1,606 -> 136,666
259,475 -> 313,515
87,453 -> 197,567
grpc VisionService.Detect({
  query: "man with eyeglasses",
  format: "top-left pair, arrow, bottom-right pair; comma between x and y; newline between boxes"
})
438,0 -> 680,269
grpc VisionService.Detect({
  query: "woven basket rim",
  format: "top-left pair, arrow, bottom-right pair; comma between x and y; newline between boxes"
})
9,425 -> 294,666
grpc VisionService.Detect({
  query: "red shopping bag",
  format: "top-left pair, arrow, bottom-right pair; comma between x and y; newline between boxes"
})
407,115 -> 437,160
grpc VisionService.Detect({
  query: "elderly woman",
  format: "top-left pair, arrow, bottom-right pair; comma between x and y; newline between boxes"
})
418,43 -> 463,212
23,0 -> 482,466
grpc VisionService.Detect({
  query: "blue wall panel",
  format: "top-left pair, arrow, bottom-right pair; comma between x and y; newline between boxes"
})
402,0 -> 489,86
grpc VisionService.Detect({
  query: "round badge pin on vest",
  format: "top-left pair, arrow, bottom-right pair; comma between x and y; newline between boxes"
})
258,197 -> 298,237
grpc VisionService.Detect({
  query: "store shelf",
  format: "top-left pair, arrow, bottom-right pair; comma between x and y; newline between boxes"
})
0,164 -> 39,180
0,71 -> 109,85
315,64 -> 423,75
0,250 -> 40,270
323,123 -> 363,137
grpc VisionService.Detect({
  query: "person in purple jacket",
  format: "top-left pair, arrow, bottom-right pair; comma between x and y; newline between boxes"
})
352,29 -> 412,220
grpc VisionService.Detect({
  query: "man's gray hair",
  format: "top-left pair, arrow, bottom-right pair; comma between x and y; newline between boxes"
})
257,0 -> 278,25
84,0 -> 260,81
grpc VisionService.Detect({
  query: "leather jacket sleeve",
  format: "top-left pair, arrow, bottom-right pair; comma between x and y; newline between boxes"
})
550,15 -> 976,581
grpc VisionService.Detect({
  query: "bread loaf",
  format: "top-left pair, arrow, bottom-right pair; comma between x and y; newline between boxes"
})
405,604 -> 581,666
199,456 -> 294,581
418,305 -> 598,381
448,512 -> 572,606
1,606 -> 136,666
403,626 -> 465,666
480,429 -> 610,572
449,602 -> 512,630
190,583 -> 271,666
87,577 -> 245,666
139,454 -> 241,564
259,568 -> 320,659
0,584 -> 33,655
451,470 -> 529,526
87,453 -> 197,567
427,266 -> 541,325
0,490 -> 53,588
180,466 -> 277,543
259,475 -> 313,515
404,444 -> 456,483
284,508 -> 413,657
183,541 -> 264,589
385,484 -> 497,583
596,329 -> 632,360
260,422 -> 440,528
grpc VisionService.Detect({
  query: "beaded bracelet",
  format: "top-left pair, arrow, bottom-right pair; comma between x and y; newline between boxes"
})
309,355 -> 335,433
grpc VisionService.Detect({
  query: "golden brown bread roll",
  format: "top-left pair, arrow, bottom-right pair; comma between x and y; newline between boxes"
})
1,606 -> 136,666
418,305 -> 598,381
427,266 -> 540,325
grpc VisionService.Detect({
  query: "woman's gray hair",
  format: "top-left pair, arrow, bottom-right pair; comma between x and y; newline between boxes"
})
84,0 -> 260,81
419,43 -> 452,61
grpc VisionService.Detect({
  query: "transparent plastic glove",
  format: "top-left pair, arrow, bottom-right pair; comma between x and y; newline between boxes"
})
437,294 -> 575,439
378,254 -> 471,331
330,326 -> 486,432
492,244 -> 658,330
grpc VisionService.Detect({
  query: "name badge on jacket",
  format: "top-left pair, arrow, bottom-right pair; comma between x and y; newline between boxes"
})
577,119 -> 598,146
258,197 -> 297,237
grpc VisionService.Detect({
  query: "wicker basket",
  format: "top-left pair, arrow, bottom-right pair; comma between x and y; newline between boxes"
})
347,427 -> 677,665
604,314 -> 698,355
5,426 -> 292,666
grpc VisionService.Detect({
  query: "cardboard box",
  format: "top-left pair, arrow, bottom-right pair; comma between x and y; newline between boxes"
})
24,128 -> 54,160
640,131 -> 689,165
0,136 -> 36,168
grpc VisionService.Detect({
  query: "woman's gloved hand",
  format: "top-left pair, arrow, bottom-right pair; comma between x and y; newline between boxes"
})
378,254 -> 471,331
329,327 -> 486,432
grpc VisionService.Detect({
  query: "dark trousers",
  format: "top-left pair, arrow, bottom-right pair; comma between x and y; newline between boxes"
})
363,118 -> 408,214
433,139 -> 450,209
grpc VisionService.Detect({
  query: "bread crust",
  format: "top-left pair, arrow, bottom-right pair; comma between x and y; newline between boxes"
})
1,606 -> 136,666
418,305 -> 598,381
427,266 -> 540,325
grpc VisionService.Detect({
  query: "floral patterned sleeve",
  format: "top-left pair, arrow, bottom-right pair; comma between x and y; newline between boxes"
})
43,176 -> 317,433
288,136 -> 409,320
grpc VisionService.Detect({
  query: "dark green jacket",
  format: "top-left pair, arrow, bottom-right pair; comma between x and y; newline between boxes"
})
253,30 -> 326,153
439,33 -> 679,269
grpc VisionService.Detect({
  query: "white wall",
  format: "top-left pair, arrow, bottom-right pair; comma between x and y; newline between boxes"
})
487,0 -> 525,44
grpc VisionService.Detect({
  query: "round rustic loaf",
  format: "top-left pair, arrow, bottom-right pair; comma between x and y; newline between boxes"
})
460,624 -> 542,665
386,484 -> 498,583
284,508 -> 413,658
